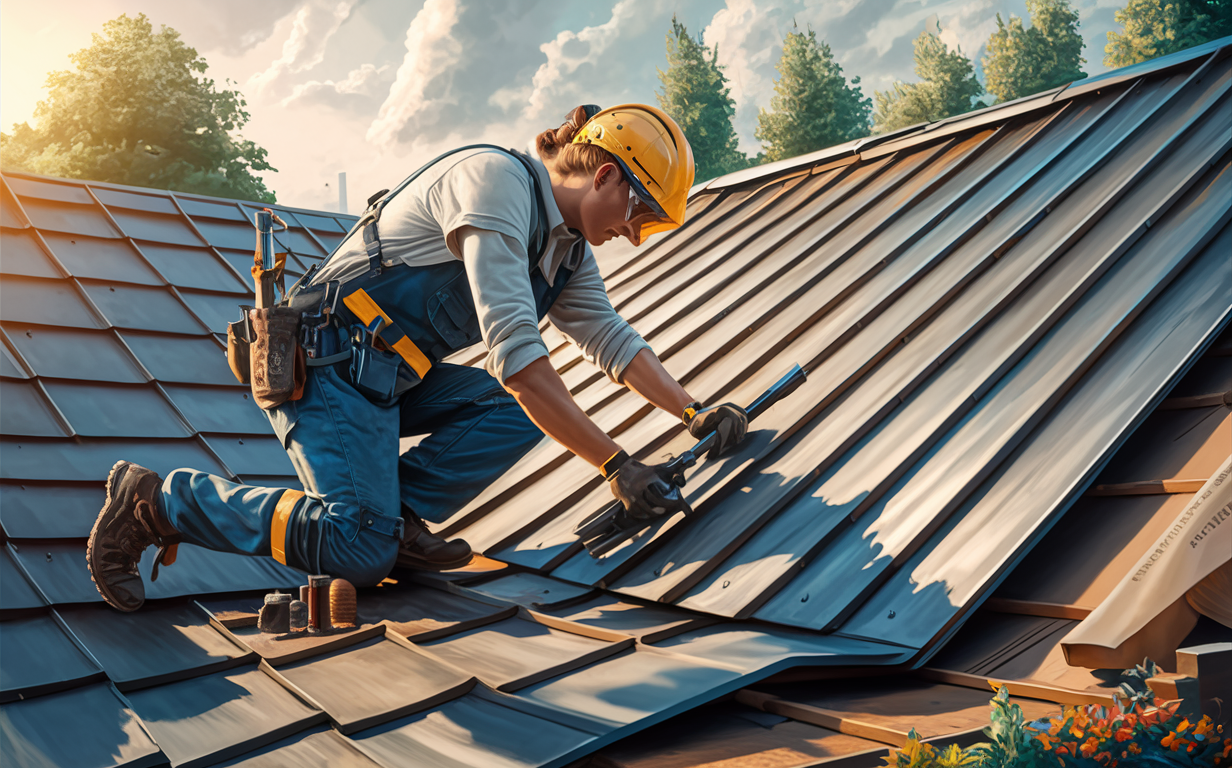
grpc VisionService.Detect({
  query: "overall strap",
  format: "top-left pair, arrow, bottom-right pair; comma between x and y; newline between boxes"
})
325,144 -> 549,285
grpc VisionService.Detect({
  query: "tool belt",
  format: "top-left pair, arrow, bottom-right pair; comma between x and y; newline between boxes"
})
226,144 -> 558,410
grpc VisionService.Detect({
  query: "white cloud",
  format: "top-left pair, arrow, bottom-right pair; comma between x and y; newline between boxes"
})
248,0 -> 358,95
365,0 -> 464,150
522,0 -> 657,125
280,63 -> 391,109
705,0 -> 792,154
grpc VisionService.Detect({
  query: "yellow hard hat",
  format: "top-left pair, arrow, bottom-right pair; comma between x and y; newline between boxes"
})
571,104 -> 695,238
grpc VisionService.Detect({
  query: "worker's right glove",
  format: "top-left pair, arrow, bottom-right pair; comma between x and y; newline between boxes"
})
685,402 -> 749,459
603,451 -> 691,521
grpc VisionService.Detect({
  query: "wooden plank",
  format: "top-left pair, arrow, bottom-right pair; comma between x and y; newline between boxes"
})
1158,391 -> 1232,409
917,668 -> 1116,708
982,598 -> 1093,620
737,690 -> 909,748
1088,478 -> 1209,495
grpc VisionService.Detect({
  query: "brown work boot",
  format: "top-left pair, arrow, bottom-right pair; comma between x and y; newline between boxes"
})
396,507 -> 473,571
87,461 -> 182,612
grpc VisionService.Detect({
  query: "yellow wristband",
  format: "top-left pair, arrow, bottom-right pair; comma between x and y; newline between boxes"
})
681,401 -> 702,427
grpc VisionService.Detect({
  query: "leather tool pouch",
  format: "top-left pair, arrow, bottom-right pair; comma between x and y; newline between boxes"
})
250,306 -> 305,410
227,309 -> 254,385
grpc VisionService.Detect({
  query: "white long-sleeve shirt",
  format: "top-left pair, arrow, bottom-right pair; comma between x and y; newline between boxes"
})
313,142 -> 650,384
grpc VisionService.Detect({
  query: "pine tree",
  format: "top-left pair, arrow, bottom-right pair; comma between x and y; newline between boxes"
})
983,0 -> 1087,103
1105,0 -> 1231,67
872,28 -> 983,134
656,16 -> 750,181
1,13 -> 276,202
756,24 -> 871,163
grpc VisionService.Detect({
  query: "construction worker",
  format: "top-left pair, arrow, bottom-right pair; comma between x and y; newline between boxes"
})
87,104 -> 750,612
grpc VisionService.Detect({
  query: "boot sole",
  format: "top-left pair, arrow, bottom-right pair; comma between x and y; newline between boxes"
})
86,460 -> 142,612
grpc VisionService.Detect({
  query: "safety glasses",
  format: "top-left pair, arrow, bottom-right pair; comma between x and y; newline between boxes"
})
623,171 -> 670,224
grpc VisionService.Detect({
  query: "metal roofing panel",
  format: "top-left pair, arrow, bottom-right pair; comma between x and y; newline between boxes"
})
1092,405 -> 1230,485
57,602 -> 252,690
125,667 -> 325,768
352,689 -> 598,768
0,380 -> 68,437
674,85 -> 1231,620
463,573 -> 591,607
136,241 -> 249,293
0,438 -> 227,482
273,226 -> 328,259
0,614 -> 104,701
3,325 -> 147,383
358,584 -> 517,642
0,546 -> 44,613
418,614 -> 627,692
516,647 -> 742,730
118,332 -> 233,385
0,482 -> 105,539
93,187 -> 181,215
272,637 -> 474,734
540,594 -> 715,643
39,231 -> 162,284
212,727 -> 382,767
202,435 -> 296,475
41,382 -> 192,438
79,281 -> 208,334
194,218 -> 258,251
11,538 -> 300,606
0,185 -> 27,229
178,197 -> 247,222
0,276 -> 104,329
0,228 -> 60,278
0,683 -> 165,768
651,625 -> 911,673
758,167 -> 1231,633
841,222 -> 1232,651
293,212 -> 347,233
17,198 -> 121,238
161,384 -> 272,435
6,176 -> 95,204
0,342 -> 28,380
108,208 -> 204,247
178,290 -> 248,335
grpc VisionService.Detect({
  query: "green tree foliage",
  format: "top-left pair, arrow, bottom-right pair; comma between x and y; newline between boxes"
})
1,13 -> 276,202
872,28 -> 983,134
656,17 -> 751,181
983,0 -> 1087,103
1105,0 -> 1231,67
756,24 -> 871,162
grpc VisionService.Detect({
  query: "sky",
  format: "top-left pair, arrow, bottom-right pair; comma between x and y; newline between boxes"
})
1,0 -> 1127,213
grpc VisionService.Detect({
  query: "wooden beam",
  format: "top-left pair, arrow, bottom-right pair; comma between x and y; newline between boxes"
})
982,597 -> 1093,620
1157,391 -> 1232,410
1087,478 -> 1207,496
735,690 -> 910,748
916,668 -> 1116,708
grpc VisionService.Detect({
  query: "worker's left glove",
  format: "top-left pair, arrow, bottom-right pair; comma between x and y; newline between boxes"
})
684,402 -> 749,459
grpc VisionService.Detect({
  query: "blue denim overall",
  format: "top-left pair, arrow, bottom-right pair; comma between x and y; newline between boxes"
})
160,147 -> 568,585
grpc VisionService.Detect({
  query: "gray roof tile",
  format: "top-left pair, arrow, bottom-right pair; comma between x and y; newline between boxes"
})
0,614 -> 105,701
79,281 -> 207,334
1,276 -> 105,329
41,382 -> 192,438
3,325 -> 147,383
0,228 -> 59,278
39,231 -> 161,284
0,683 -> 165,767
135,241 -> 249,293
16,198 -> 121,239
0,482 -> 106,539
0,380 -> 68,437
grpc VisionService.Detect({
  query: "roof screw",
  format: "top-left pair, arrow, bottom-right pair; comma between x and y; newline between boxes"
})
800,593 -> 809,602
722,580 -> 730,588
654,568 -> 661,576
238,439 -> 244,445
46,553 -> 52,562
888,610 -> 896,619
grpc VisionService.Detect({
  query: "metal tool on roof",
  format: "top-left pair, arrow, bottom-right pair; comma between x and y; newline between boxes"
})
575,364 -> 808,558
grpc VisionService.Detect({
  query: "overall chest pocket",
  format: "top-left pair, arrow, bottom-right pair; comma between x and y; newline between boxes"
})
426,272 -> 482,350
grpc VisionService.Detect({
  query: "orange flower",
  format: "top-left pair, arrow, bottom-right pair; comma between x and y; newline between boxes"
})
1081,737 -> 1100,757
1115,725 -> 1135,742
1194,718 -> 1215,738
1128,743 -> 1142,755
1037,733 -> 1056,750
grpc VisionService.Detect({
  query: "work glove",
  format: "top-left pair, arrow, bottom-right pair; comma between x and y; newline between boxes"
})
603,452 -> 691,521
685,402 -> 749,459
